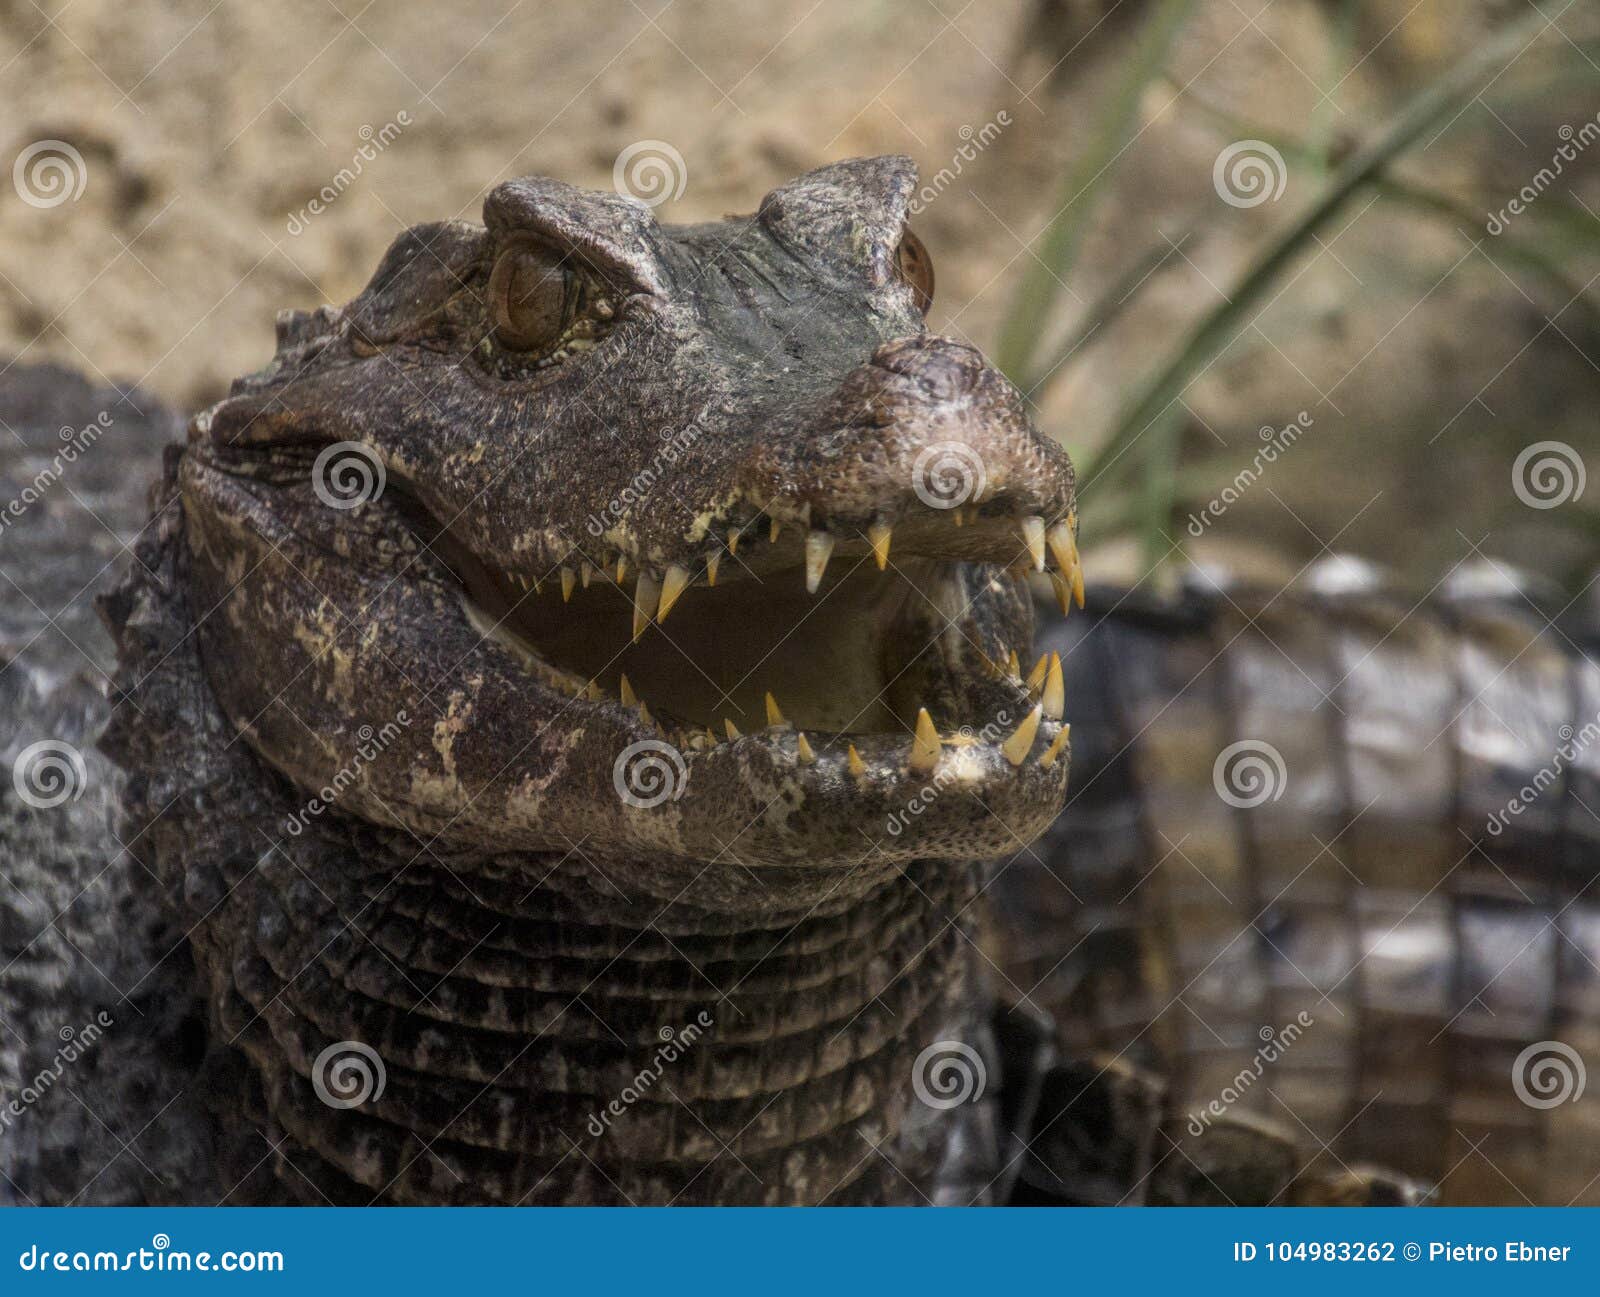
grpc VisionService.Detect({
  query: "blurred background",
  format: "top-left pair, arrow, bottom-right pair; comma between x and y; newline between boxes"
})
2,0 -> 1597,594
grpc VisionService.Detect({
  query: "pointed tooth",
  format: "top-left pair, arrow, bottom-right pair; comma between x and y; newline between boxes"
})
618,674 -> 638,707
1071,561 -> 1085,609
615,554 -> 628,584
909,707 -> 940,774
580,561 -> 595,589
658,564 -> 692,622
637,700 -> 653,727
1047,521 -> 1077,574
1001,706 -> 1043,766
560,567 -> 576,603
724,718 -> 741,741
1042,652 -> 1064,721
1025,653 -> 1049,692
1021,515 -> 1046,572
1050,570 -> 1072,616
705,551 -> 721,588
727,529 -> 740,558
1039,725 -> 1071,769
867,521 -> 892,571
765,692 -> 785,728
847,743 -> 865,778
1007,649 -> 1021,679
795,731 -> 816,764
585,679 -> 604,701
633,571 -> 661,641
804,530 -> 835,594
769,516 -> 781,544
952,507 -> 965,528
706,726 -> 718,745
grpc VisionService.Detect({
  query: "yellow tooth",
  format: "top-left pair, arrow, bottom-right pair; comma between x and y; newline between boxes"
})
560,567 -> 576,603
632,571 -> 661,640
705,551 -> 721,588
724,718 -> 741,741
1021,515 -> 1046,572
637,700 -> 653,727
804,530 -> 835,594
1025,653 -> 1049,692
1007,649 -> 1021,679
867,521 -> 892,571
581,561 -> 595,589
909,707 -> 940,774
705,726 -> 718,745
619,674 -> 638,707
952,508 -> 965,528
1043,652 -> 1064,721
585,679 -> 604,701
795,731 -> 816,764
728,529 -> 740,558
1040,725 -> 1071,769
1001,705 -> 1042,767
769,516 -> 781,544
1071,561 -> 1085,609
765,692 -> 785,727
615,554 -> 628,584
659,564 -> 692,622
1050,570 -> 1072,616
847,743 -> 865,778
1047,520 -> 1076,575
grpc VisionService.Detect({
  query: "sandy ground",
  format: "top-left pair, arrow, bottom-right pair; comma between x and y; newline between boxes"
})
2,0 -> 1596,585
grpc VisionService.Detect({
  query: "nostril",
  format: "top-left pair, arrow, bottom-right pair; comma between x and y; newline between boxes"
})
870,334 -> 984,400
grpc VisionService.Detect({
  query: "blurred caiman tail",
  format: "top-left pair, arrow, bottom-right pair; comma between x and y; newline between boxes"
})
994,561 -> 1600,1206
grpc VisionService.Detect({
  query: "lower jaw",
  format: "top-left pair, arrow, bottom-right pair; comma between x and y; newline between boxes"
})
217,846 -> 995,1205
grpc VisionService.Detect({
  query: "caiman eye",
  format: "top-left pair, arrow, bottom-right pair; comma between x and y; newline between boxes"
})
489,237 -> 572,352
895,227 -> 934,316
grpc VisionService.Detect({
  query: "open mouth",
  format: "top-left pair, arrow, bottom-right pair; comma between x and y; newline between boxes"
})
430,503 -> 1082,780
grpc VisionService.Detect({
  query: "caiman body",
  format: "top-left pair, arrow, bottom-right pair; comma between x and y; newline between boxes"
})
0,160 -> 1595,1207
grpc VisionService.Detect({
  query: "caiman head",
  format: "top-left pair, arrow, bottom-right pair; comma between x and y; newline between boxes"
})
182,156 -> 1078,870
